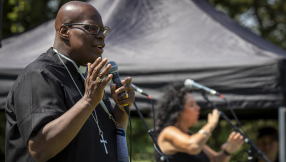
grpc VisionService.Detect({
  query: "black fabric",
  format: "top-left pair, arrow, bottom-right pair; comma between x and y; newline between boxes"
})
257,127 -> 278,141
1,0 -> 286,118
254,158 -> 278,162
5,48 -> 118,162
154,132 -> 209,162
154,148 -> 210,162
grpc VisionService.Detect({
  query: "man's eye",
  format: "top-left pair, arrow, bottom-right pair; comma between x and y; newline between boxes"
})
89,25 -> 98,33
84,25 -> 90,30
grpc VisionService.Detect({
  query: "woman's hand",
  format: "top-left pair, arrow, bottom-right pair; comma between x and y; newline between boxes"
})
207,109 -> 220,131
221,132 -> 244,154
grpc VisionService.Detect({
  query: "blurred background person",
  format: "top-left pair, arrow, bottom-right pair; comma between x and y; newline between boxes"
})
255,127 -> 279,162
154,82 -> 244,162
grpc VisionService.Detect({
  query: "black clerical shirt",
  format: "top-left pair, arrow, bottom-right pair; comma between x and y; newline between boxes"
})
5,48 -> 118,162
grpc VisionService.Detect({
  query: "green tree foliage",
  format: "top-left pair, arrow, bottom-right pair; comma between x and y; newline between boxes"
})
207,0 -> 286,50
2,0 -> 87,39
2,0 -> 286,49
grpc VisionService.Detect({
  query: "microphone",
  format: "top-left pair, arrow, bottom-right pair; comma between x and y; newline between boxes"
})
106,61 -> 130,115
131,84 -> 151,99
184,79 -> 224,98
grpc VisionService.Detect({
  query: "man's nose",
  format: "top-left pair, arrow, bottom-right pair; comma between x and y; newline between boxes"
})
96,31 -> 105,40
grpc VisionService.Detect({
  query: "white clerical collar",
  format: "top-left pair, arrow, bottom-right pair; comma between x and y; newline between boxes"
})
53,48 -> 87,75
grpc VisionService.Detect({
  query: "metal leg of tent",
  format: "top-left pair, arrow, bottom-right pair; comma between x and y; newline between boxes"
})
279,107 -> 285,162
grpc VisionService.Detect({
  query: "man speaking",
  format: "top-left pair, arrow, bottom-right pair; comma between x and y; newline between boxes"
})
5,1 -> 135,162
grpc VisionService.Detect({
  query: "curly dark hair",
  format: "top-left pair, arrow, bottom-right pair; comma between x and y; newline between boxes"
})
155,82 -> 193,136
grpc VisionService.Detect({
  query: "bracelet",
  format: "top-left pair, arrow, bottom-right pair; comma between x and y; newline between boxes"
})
223,150 -> 233,156
198,129 -> 210,136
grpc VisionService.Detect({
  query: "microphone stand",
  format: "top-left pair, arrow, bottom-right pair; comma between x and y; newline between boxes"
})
133,101 -> 169,162
201,92 -> 271,162
247,146 -> 255,162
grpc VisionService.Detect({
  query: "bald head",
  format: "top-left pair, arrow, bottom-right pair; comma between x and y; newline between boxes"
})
53,1 -> 105,66
55,1 -> 101,31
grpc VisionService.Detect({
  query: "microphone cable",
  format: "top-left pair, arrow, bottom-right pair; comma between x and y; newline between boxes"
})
149,96 -> 169,162
149,96 -> 156,137
220,95 -> 248,137
128,113 -> 132,162
132,87 -> 169,162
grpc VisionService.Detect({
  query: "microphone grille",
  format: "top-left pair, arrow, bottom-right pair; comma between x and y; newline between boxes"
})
105,61 -> 118,74
184,79 -> 194,88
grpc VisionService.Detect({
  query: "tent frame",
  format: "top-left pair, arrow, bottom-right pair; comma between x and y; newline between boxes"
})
279,107 -> 285,162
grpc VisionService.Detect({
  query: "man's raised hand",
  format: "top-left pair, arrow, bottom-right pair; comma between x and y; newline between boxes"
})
83,58 -> 113,107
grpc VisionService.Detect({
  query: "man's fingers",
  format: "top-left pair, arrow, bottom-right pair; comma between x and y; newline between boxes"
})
117,91 -> 135,105
98,63 -> 111,79
115,85 -> 133,94
117,97 -> 134,105
90,58 -> 108,81
110,83 -> 120,104
91,67 -> 100,81
87,58 -> 99,79
90,57 -> 102,69
116,89 -> 134,100
121,77 -> 132,85
86,63 -> 92,79
97,58 -> 108,72
110,83 -> 117,94
88,58 -> 101,77
99,74 -> 113,88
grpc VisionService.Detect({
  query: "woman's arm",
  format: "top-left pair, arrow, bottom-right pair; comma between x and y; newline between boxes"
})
158,109 -> 220,155
203,132 -> 244,162
203,145 -> 231,162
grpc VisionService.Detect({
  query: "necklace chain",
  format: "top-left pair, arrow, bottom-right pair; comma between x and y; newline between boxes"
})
54,49 -> 119,135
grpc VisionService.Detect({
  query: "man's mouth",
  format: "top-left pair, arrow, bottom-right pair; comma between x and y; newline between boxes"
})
95,45 -> 103,49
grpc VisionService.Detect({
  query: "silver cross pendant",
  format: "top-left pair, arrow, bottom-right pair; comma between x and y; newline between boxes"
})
100,134 -> 108,154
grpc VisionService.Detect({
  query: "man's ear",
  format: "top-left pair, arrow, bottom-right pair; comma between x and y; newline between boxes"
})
59,25 -> 69,40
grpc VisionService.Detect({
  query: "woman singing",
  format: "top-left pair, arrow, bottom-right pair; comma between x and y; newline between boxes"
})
154,82 -> 244,162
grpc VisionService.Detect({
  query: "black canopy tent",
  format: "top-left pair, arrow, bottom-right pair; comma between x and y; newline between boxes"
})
1,0 -> 286,152
96,0 -> 286,120
1,0 -> 286,117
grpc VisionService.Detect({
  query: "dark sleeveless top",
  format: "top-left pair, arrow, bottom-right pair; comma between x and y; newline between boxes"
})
154,149 -> 210,162
254,158 -> 279,162
154,132 -> 210,162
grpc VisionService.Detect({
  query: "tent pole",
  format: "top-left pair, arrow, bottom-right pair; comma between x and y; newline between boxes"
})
279,107 -> 285,162
0,0 -> 3,48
